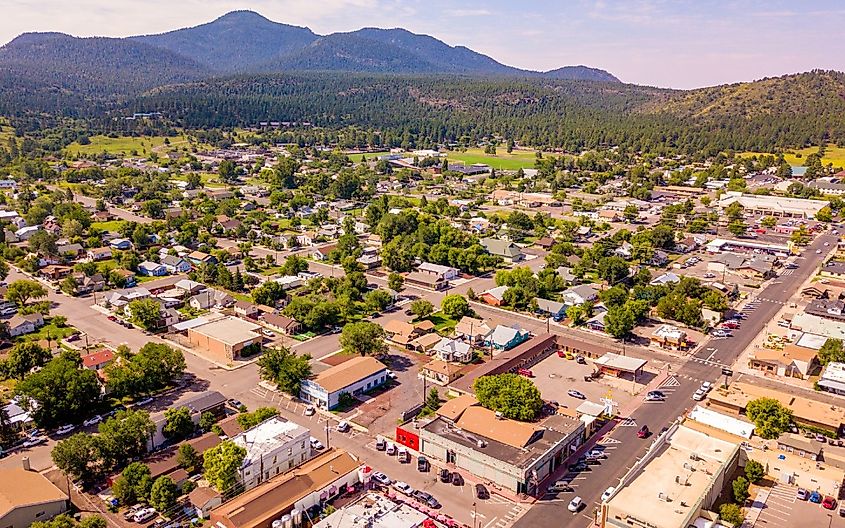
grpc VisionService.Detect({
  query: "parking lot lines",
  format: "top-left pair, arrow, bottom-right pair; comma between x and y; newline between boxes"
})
618,417 -> 638,427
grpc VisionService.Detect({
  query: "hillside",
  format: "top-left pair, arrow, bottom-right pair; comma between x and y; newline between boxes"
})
544,66 -> 620,83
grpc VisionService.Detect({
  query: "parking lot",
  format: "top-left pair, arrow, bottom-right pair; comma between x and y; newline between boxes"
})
753,484 -> 842,528
528,353 -> 635,412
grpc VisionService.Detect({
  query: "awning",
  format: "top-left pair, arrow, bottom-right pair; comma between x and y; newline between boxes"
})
819,379 -> 845,392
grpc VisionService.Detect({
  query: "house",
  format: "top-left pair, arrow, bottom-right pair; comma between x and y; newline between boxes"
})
356,253 -> 381,270
75,273 -> 106,294
232,417 -> 312,490
433,337 -> 473,363
534,237 -> 555,250
187,251 -> 217,266
174,279 -> 206,296
92,210 -> 113,222
86,247 -> 113,261
419,359 -> 463,386
160,255 -> 191,274
0,468 -> 68,528
649,272 -> 680,286
57,243 -> 83,259
188,487 -> 222,519
109,238 -> 132,250
189,290 -> 235,310
555,266 -> 576,283
383,319 -> 418,347
262,313 -> 302,335
584,311 -> 607,332
408,332 -> 442,354
186,316 -> 263,363
562,284 -> 599,306
311,244 -> 337,261
404,271 -> 448,291
234,301 -> 260,319
749,344 -> 818,380
454,316 -> 492,344
103,287 -> 150,309
7,313 -> 44,337
649,250 -> 669,266
480,285 -> 509,307
138,261 -> 167,276
485,325 -> 530,351
417,262 -> 460,281
534,298 -> 567,321
81,348 -> 115,371
676,236 -> 699,253
649,324 -> 688,350
300,356 -> 389,410
480,238 -> 524,263
39,265 -> 73,281
818,362 -> 845,395
14,225 -> 40,241
111,268 -> 137,287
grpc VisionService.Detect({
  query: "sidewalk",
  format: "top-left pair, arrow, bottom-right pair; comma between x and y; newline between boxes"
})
740,488 -> 770,528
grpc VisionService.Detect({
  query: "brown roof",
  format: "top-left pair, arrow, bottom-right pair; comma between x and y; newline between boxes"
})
0,468 -> 68,517
405,271 -> 445,286
414,320 -> 435,332
210,449 -> 360,528
435,394 -> 478,422
421,359 -> 461,376
708,382 -> 845,429
455,406 -> 540,449
410,333 -> 441,350
217,415 -> 244,438
313,356 -> 387,393
753,345 -> 817,365
189,486 -> 222,507
383,319 -> 414,336
450,334 -> 558,394
454,316 -> 490,337
263,313 -> 299,331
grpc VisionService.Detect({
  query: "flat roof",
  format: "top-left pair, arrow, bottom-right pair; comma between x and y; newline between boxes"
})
312,356 -> 387,394
594,353 -> 647,372
450,334 -> 557,393
688,406 -> 754,439
189,316 -> 261,345
312,493 -> 428,528
606,426 -> 739,528
707,381 -> 845,428
233,417 -> 310,466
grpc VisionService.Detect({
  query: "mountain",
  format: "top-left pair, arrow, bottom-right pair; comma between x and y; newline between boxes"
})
544,66 -> 620,82
131,10 -> 317,72
0,32 -> 210,96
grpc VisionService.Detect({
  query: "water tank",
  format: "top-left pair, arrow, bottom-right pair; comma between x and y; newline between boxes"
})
282,514 -> 292,528
291,509 -> 302,527
21,457 -> 31,471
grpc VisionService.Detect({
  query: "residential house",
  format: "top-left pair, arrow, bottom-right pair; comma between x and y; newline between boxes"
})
649,250 -> 669,266
419,360 -> 463,386
562,284 -> 599,306
555,266 -> 576,283
534,298 -> 567,321
262,313 -> 302,335
74,273 -> 106,294
404,271 -> 448,291
485,325 -> 530,351
383,319 -> 419,347
650,272 -> 681,286
676,236 -> 699,253
480,285 -> 509,307
57,243 -> 83,259
585,311 -> 607,332
111,268 -> 137,287
300,356 -> 389,410
103,287 -> 150,310
138,261 -> 167,276
86,247 -> 113,261
14,226 -> 40,241
356,252 -> 381,270
749,345 -> 818,380
109,238 -> 132,250
160,255 -> 192,274
173,279 -> 206,296
81,349 -> 115,371
534,237 -> 555,250
408,332 -> 442,354
234,301 -> 260,319
312,244 -> 337,261
433,337 -> 473,363
7,314 -> 44,337
480,237 -> 524,263
417,262 -> 460,281
189,290 -> 235,310
454,316 -> 491,344
39,265 -> 72,281
187,251 -> 217,266
188,487 -> 222,520
0,468 -> 68,528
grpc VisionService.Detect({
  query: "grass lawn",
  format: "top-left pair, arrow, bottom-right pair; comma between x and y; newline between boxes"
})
738,144 -> 845,169
260,266 -> 286,276
427,312 -> 458,333
446,148 -> 542,170
23,320 -> 78,342
65,134 -> 194,156
91,220 -> 128,233
96,259 -> 118,274
136,275 -> 159,283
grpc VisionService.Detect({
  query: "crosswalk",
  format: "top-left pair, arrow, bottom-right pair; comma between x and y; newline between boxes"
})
618,417 -> 638,427
780,268 -> 795,277
659,376 -> 680,388
493,503 -> 525,528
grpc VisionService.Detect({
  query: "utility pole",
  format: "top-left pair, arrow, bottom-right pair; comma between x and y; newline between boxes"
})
326,423 -> 331,449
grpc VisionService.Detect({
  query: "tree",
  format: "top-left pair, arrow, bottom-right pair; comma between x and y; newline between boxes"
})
623,204 -> 639,223
727,219 -> 747,237
15,351 -> 101,428
163,407 -> 195,441
441,294 -> 470,319
97,409 -> 156,469
340,321 -> 387,357
199,411 -> 217,431
257,347 -> 312,395
605,305 -> 636,338
818,338 -> 845,365
410,299 -> 434,319
719,503 -> 744,526
149,476 -> 179,512
597,256 -> 629,284
51,433 -> 102,483
732,476 -> 750,502
760,216 -> 777,228
6,279 -> 47,308
816,206 -> 833,222
725,202 -> 744,222
3,341 -> 50,379
424,388 -> 441,413
128,298 -> 161,331
177,443 -> 201,473
744,459 -> 764,483
746,397 -> 792,440
387,272 -> 404,292
105,343 -> 185,397
473,373 -> 543,421
112,462 -> 152,505
61,276 -> 78,296
280,255 -> 308,276
791,225 -> 810,246
237,407 -> 279,430
365,289 -> 393,313
203,440 -> 247,492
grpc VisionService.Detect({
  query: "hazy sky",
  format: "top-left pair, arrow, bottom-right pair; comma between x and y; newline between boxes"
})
2,0 -> 843,88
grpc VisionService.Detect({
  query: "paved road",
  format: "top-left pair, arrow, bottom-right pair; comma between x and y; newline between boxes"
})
516,232 -> 835,528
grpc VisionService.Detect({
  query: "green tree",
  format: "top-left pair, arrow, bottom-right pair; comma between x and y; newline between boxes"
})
719,503 -> 744,526
623,204 -> 639,223
410,299 -> 434,319
340,321 -> 387,357
732,476 -> 750,502
203,440 -> 247,492
199,411 -> 217,431
746,397 -> 792,440
441,294 -> 470,319
112,462 -> 152,505
744,459 -> 764,483
760,216 -> 777,228
60,276 -> 78,296
424,388 -> 441,412
727,220 -> 747,237
365,289 -> 394,313
237,407 -> 279,430
3,341 -> 50,379
6,279 -> 47,308
818,338 -> 845,365
149,476 -> 179,511
127,298 -> 162,331
597,256 -> 629,284
280,254 -> 309,276
473,373 -> 543,421
257,347 -> 312,396
605,304 -> 636,338
163,407 -> 195,441
387,272 -> 404,292
177,443 -> 201,473
51,433 -> 102,483
97,409 -> 156,469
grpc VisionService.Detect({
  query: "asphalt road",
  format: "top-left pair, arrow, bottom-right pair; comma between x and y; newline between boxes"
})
516,231 -> 836,528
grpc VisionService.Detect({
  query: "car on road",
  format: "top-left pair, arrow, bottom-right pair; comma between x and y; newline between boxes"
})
817,249 -> 823,254
133,507 -> 157,523
601,487 -> 616,502
692,388 -> 707,401
810,491 -> 822,503
83,415 -> 102,427
55,424 -> 76,436
393,482 -> 414,496
451,472 -> 464,486
304,406 -> 315,416
439,468 -> 451,483
475,484 -> 490,499
637,425 -> 650,439
567,497 -> 583,513
330,326 -> 342,334
23,436 -> 47,448
645,391 -> 665,402
797,488 -> 808,500
262,329 -> 275,337
823,496 -> 837,510
310,437 -> 324,450
517,368 -> 534,378
371,472 -> 391,486
567,389 -> 587,399
27,428 -> 42,438
551,481 -> 574,493
134,397 -> 154,407
336,421 -> 350,432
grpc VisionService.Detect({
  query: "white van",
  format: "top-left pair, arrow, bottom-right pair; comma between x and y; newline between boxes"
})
397,447 -> 409,463
385,442 -> 396,455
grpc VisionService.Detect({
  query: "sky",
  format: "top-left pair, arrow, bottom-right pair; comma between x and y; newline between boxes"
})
2,0 -> 844,88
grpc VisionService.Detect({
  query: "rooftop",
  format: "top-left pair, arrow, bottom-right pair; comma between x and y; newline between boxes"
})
233,417 -> 310,466
312,493 -> 428,528
189,316 -> 262,345
0,468 -> 68,518
707,381 -> 845,428
312,356 -> 387,394
594,353 -> 647,373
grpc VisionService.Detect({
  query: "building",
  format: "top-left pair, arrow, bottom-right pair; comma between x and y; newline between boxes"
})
312,494 -> 429,528
262,313 -> 302,335
748,344 -> 818,379
480,238 -> 524,263
160,255 -> 192,274
0,467 -> 68,528
7,314 -> 43,337
404,270 -> 448,291
562,284 -> 599,306
234,301 -> 260,319
454,316 -> 492,344
109,238 -> 132,250
419,359 -> 463,386
232,417 -> 312,490
188,487 -> 223,519
479,285 -> 508,306
593,353 -> 647,379
187,316 -> 263,363
433,337 -> 472,363
81,348 -> 115,371
138,261 -> 167,276
819,362 -> 845,395
419,395 -> 585,494
820,260 -> 845,280
717,191 -> 828,219
649,324 -> 688,350
300,356 -> 388,410
534,298 -> 567,320
417,262 -> 459,280
485,325 -> 530,351
208,448 -> 362,528
600,425 -> 740,528
86,247 -> 113,261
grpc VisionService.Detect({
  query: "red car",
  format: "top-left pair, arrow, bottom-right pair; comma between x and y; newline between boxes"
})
518,368 -> 534,378
637,425 -> 649,439
721,322 -> 739,329
823,496 -> 837,510
107,315 -> 117,322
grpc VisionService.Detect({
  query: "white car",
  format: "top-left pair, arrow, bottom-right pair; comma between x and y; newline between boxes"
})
586,449 -> 606,459
601,487 -> 616,502
371,472 -> 392,485
393,481 -> 415,496
386,370 -> 397,379
568,496 -> 583,512
692,389 -> 706,401
83,415 -> 102,427
133,508 -> 157,523
23,436 -> 47,448
262,329 -> 275,337
310,437 -> 325,450
304,406 -> 316,416
699,382 -> 712,392
55,424 -> 76,436
336,420 -> 350,432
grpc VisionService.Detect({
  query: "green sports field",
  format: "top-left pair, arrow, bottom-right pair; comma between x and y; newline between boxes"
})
65,134 -> 196,156
445,148 -> 541,170
738,145 -> 845,169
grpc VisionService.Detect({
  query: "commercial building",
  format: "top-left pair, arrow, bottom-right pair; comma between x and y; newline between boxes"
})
819,362 -> 845,395
187,316 -> 263,363
717,191 -> 828,219
748,344 -> 818,379
300,356 -> 388,410
419,395 -> 585,494
208,448 -> 362,528
601,425 -> 740,528
232,417 -> 312,490
0,468 -> 68,528
312,493 -> 428,528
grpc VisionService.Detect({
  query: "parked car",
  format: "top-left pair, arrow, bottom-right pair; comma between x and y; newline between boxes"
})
417,456 -> 429,472
439,468 -> 451,483
517,368 -> 533,378
601,487 -> 616,502
393,481 -> 414,496
637,425 -> 650,439
123,506 -> 140,521
823,496 -> 837,510
134,396 -> 154,406
567,390 -> 587,400
551,481 -> 574,493
796,488 -> 808,500
375,437 -> 386,450
83,415 -> 102,427
23,436 -> 47,448
586,449 -> 606,460
133,507 -> 157,523
451,472 -> 463,486
568,462 -> 588,472
567,497 -> 583,513
336,421 -> 350,433
310,437 -> 324,450
475,484 -> 490,499
575,355 -> 586,364
304,406 -> 315,416
810,491 -> 822,503
413,490 -> 440,508
262,329 -> 275,337
371,472 -> 391,486
385,442 -> 396,455
55,424 -> 76,436
692,388 -> 706,401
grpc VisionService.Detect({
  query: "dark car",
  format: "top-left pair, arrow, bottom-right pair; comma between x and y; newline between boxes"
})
568,463 -> 588,472
637,425 -> 650,439
439,468 -> 451,483
413,490 -> 440,509
451,472 -> 463,486
475,484 -> 490,500
417,456 -> 429,472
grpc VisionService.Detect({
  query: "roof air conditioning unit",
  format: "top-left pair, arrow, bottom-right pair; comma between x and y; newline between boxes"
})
477,440 -> 487,448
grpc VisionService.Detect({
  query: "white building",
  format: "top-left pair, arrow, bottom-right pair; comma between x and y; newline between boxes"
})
232,417 -> 312,490
300,356 -> 389,410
